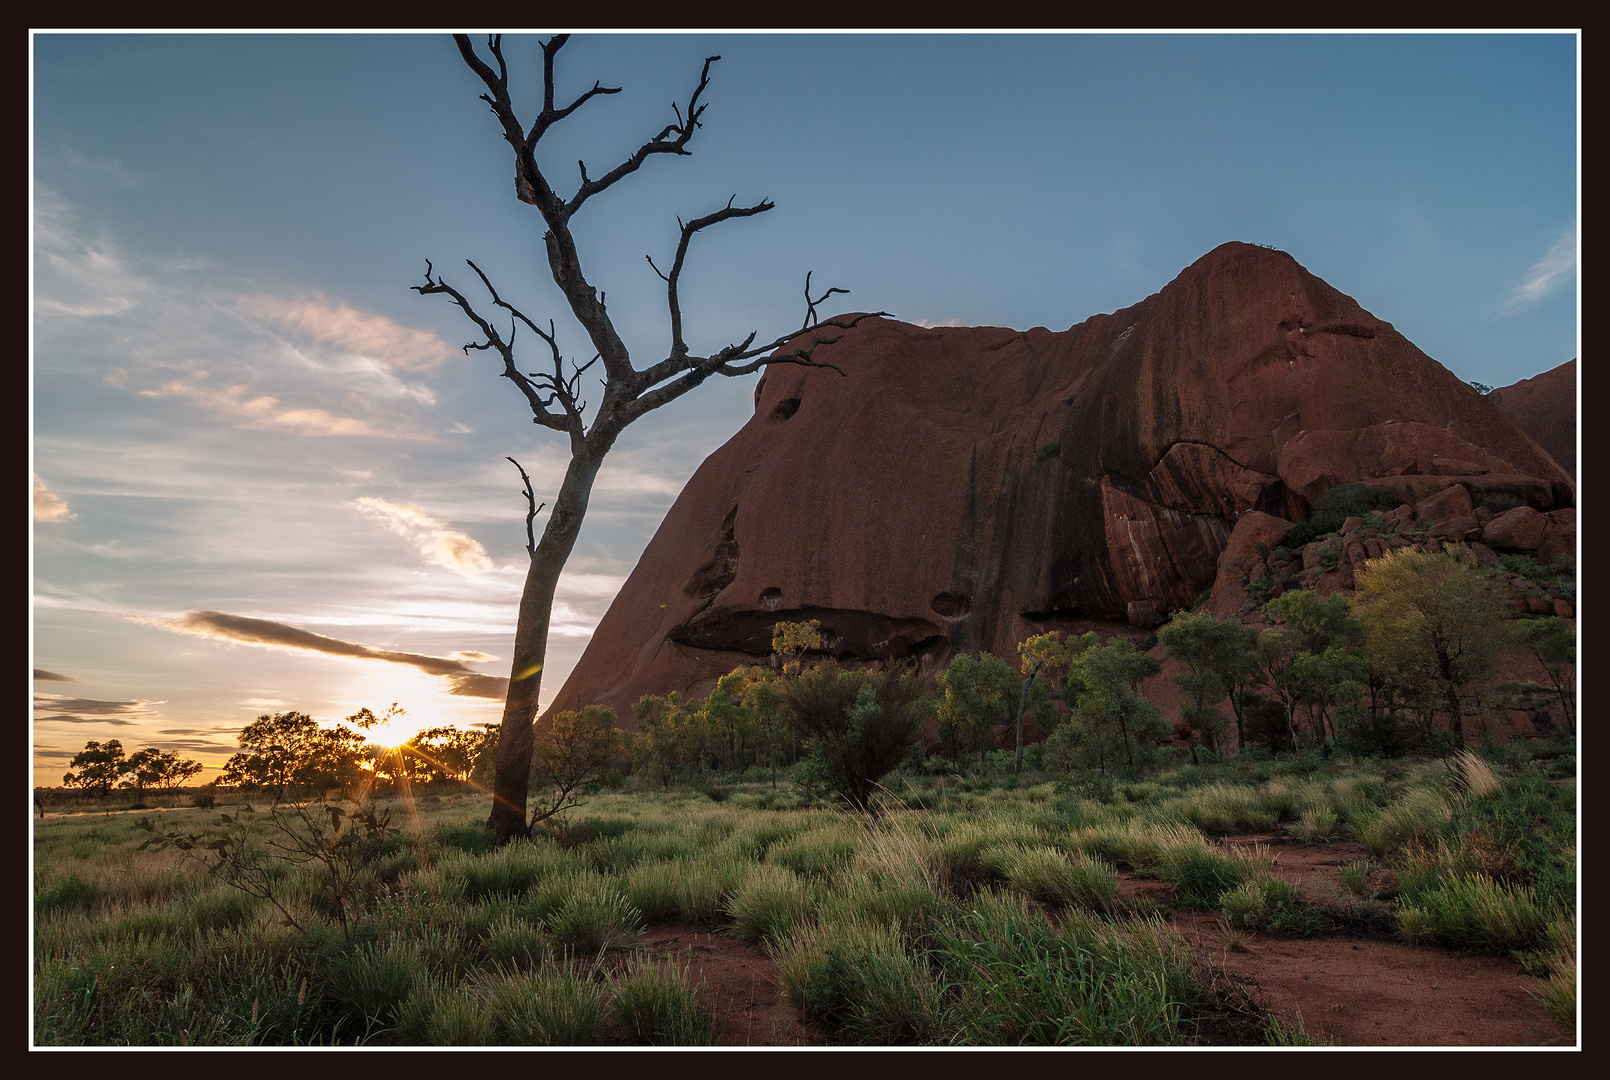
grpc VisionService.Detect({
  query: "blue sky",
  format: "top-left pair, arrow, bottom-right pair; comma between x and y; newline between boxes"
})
31,32 -> 1578,776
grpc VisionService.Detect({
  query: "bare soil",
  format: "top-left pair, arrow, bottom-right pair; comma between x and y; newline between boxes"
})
634,924 -> 826,1046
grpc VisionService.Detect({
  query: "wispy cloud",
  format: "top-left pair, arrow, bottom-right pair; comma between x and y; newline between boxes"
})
34,693 -> 164,725
237,293 -> 454,372
34,668 -> 81,683
33,476 -> 75,522
132,610 -> 509,700
911,318 -> 964,329
351,497 -> 493,574
36,189 -> 445,440
1501,227 -> 1577,315
139,376 -> 408,439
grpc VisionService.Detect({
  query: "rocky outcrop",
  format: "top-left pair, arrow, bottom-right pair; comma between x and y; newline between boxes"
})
1491,359 -> 1576,478
544,243 -> 1573,725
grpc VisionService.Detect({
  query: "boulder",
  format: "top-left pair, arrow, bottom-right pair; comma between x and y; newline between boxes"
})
1481,506 -> 1548,552
1538,508 -> 1576,562
1414,484 -> 1474,524
1427,516 -> 1482,542
543,242 -> 1576,724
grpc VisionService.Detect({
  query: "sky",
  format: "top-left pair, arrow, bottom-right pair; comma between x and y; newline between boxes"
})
31,32 -> 1579,779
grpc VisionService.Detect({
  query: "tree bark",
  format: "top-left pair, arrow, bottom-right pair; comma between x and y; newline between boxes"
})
487,440 -> 613,838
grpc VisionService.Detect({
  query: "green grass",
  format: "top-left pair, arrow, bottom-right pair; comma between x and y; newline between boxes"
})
33,755 -> 1576,1045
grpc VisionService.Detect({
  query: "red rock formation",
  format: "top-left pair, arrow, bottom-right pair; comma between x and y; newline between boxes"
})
545,243 -> 1572,725
1491,359 -> 1576,478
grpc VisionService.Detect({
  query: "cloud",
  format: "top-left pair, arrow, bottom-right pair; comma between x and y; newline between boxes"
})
237,293 -> 455,372
34,693 -> 164,725
139,377 -> 410,439
911,318 -> 965,328
36,192 -> 442,439
34,668 -> 81,683
1501,227 -> 1577,315
134,610 -> 509,700
351,496 -> 494,574
239,698 -> 285,708
33,477 -> 75,522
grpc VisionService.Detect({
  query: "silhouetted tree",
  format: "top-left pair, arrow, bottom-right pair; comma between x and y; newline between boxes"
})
418,36 -> 883,839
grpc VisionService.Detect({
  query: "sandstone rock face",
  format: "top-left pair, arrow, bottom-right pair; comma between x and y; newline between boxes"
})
1491,359 -> 1576,478
545,243 -> 1573,725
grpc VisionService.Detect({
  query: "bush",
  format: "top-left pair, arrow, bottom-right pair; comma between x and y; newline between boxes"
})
1002,848 -> 1119,911
606,961 -> 716,1045
1219,877 -> 1300,932
725,864 -> 813,945
1397,874 -> 1553,953
932,895 -> 1196,1045
1308,483 -> 1403,534
778,663 -> 932,811
773,918 -> 942,1044
545,887 -> 642,952
481,968 -> 607,1045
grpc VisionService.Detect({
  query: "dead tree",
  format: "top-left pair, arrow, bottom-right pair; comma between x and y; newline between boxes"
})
418,35 -> 884,840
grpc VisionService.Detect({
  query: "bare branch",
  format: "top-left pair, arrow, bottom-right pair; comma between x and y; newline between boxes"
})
563,55 -> 722,219
506,457 -> 545,558
623,310 -> 887,423
412,261 -> 584,443
802,271 -> 852,331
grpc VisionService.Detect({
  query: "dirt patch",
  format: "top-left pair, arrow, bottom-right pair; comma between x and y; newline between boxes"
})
1169,838 -> 1564,1046
633,924 -> 826,1046
1174,912 -> 1561,1046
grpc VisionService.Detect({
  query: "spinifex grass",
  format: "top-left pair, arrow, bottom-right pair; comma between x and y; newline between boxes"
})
35,758 -> 1576,1045
932,893 -> 1197,1045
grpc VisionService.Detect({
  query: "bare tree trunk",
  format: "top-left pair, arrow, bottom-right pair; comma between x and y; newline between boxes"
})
487,445 -> 611,839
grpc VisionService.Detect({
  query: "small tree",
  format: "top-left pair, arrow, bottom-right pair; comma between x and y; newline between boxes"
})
1012,632 -> 1084,773
1355,550 -> 1507,749
1066,637 -> 1166,774
62,739 -> 129,796
1158,611 -> 1257,758
222,711 -> 369,801
526,705 -> 624,830
122,748 -> 203,797
936,652 -> 1020,766
631,691 -> 702,790
1513,617 -> 1575,733
777,662 -> 929,811
772,620 -> 826,676
1257,591 -> 1365,755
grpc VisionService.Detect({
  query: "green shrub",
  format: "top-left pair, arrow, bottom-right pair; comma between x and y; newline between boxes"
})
395,982 -> 496,1045
36,875 -> 99,918
1292,805 -> 1340,843
725,864 -> 812,945
481,969 -> 606,1045
545,888 -> 642,953
326,940 -> 428,1028
1356,787 -> 1455,857
1338,859 -> 1371,897
1156,841 -> 1267,908
479,912 -> 548,970
1219,877 -> 1300,932
606,961 -> 716,1045
772,918 -> 942,1044
768,824 -> 861,879
932,894 -> 1196,1045
1397,873 -> 1553,953
1002,848 -> 1119,911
